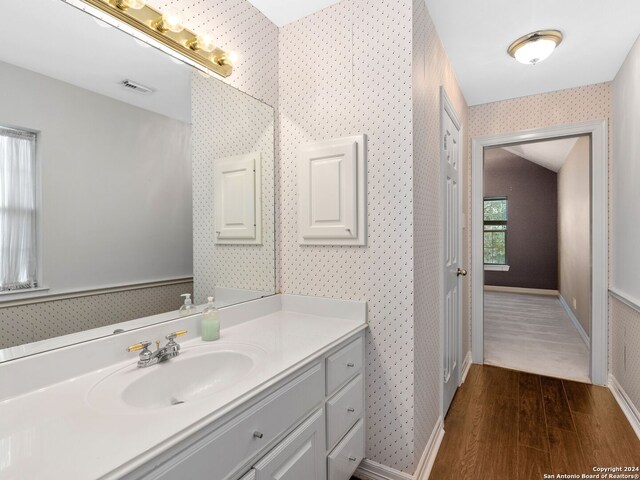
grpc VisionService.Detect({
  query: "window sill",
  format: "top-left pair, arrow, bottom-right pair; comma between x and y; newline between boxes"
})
484,264 -> 510,272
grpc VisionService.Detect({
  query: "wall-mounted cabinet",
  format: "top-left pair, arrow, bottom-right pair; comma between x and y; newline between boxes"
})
214,153 -> 262,245
298,136 -> 367,246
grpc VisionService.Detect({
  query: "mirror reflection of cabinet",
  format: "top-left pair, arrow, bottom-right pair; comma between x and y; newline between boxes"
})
214,153 -> 262,244
0,0 -> 276,360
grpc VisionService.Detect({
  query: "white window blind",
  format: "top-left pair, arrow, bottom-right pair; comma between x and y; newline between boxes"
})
0,126 -> 38,292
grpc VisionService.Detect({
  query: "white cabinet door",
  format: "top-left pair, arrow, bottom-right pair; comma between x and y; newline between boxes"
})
214,153 -> 262,244
298,135 -> 366,246
253,409 -> 326,480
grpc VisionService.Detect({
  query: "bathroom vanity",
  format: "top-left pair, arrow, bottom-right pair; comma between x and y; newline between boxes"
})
0,295 -> 367,480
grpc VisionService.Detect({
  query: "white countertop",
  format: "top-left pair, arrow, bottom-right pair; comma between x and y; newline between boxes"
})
0,295 -> 366,480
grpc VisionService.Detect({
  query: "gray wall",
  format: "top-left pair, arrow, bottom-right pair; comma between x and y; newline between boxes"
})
0,60 -> 193,298
558,137 -> 591,335
611,33 -> 640,415
484,149 -> 558,289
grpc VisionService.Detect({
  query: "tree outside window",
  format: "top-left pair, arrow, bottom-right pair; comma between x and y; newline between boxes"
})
484,197 -> 507,265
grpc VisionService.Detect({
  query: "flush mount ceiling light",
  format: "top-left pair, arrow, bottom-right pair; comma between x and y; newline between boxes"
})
507,30 -> 563,65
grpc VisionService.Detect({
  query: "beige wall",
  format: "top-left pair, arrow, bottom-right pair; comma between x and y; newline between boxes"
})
611,34 -> 640,414
558,136 -> 591,336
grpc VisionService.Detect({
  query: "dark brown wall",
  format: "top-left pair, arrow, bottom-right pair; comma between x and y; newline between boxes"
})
484,149 -> 558,290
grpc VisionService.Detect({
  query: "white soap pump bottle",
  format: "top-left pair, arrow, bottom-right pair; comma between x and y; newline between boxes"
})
179,293 -> 195,316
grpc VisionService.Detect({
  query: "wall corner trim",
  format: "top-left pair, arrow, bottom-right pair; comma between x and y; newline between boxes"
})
413,416 -> 445,480
460,351 -> 473,383
609,374 -> 640,440
355,459 -> 413,480
558,294 -> 590,346
355,417 -> 445,480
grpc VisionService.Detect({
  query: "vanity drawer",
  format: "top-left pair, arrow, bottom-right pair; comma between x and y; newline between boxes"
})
326,337 -> 363,395
327,419 -> 365,480
326,374 -> 363,449
151,363 -> 323,480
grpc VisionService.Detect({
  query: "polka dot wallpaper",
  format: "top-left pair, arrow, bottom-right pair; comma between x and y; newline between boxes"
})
191,74 -> 276,304
611,297 -> 640,416
278,0 -> 417,472
0,282 -> 192,349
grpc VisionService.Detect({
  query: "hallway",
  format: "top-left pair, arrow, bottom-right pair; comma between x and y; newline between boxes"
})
484,291 -> 590,382
430,365 -> 640,479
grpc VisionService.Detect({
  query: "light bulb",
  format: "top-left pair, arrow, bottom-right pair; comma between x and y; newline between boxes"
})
228,51 -> 240,64
160,7 -> 184,33
514,38 -> 557,65
190,33 -> 217,53
116,0 -> 146,10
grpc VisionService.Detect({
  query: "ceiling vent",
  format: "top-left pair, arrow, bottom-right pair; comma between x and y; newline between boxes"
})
121,79 -> 154,94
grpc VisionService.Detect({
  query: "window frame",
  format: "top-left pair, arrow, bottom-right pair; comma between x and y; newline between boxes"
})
483,196 -> 508,266
0,125 -> 41,295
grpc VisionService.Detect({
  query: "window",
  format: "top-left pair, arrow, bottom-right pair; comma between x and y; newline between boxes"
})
0,126 -> 38,292
484,197 -> 507,265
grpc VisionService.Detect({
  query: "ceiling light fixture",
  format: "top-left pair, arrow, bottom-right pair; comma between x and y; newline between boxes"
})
71,0 -> 234,78
507,30 -> 563,65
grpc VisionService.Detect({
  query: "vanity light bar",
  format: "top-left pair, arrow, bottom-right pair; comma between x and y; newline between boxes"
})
70,0 -> 233,78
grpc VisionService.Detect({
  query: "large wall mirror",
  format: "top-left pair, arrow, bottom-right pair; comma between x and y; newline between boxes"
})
0,0 -> 276,361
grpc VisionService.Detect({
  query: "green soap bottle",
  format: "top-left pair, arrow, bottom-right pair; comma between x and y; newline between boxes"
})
201,296 -> 220,341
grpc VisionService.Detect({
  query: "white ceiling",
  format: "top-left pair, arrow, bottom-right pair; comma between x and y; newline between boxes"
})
0,0 -> 192,122
247,0 -> 341,27
501,137 -> 579,172
425,0 -> 640,105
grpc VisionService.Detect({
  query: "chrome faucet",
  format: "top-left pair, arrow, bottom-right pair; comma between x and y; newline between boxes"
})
127,330 -> 187,368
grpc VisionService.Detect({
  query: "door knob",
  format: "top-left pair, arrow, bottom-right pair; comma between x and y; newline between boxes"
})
457,268 -> 468,277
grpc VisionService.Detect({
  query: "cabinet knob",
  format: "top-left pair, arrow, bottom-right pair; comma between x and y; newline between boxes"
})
346,362 -> 355,368
253,431 -> 264,439
348,456 -> 357,462
347,407 -> 355,412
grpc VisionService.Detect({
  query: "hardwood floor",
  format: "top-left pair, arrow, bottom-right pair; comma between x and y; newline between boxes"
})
429,365 -> 640,479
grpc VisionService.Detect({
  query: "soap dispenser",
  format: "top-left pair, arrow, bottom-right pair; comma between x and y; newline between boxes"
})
201,296 -> 220,341
179,293 -> 195,316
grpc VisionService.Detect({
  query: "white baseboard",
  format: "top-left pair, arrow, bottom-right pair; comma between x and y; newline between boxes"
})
355,459 -> 413,480
558,295 -> 589,346
484,285 -> 559,296
460,351 -> 472,383
414,416 -> 445,480
608,374 -> 640,440
354,417 -> 444,480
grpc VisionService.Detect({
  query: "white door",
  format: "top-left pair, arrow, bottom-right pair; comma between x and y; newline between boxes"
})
441,93 -> 465,415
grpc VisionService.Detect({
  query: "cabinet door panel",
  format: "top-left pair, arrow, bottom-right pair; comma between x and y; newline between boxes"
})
253,409 -> 325,480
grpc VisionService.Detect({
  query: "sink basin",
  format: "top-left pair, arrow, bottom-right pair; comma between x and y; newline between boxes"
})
87,343 -> 267,412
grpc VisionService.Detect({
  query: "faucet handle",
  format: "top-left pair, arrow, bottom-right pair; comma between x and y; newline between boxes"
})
127,340 -> 152,352
165,330 -> 188,342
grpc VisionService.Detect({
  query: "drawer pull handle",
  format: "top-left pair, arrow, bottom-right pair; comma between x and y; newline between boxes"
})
348,456 -> 357,462
253,431 -> 264,439
347,407 -> 355,412
347,362 -> 355,367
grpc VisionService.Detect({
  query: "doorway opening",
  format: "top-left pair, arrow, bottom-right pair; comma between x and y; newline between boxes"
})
471,120 -> 608,385
482,136 -> 590,382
